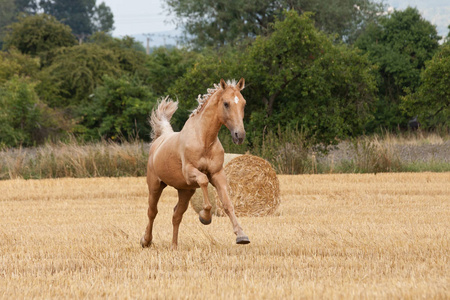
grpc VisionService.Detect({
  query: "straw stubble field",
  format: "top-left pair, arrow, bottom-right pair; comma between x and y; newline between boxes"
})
0,173 -> 449,299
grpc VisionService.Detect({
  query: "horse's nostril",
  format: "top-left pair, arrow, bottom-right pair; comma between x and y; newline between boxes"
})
235,132 -> 239,138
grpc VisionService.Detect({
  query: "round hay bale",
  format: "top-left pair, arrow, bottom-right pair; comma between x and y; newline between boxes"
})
190,154 -> 280,217
221,155 -> 280,217
223,153 -> 242,166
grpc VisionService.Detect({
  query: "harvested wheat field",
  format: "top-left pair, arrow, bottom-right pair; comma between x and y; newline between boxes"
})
0,173 -> 449,299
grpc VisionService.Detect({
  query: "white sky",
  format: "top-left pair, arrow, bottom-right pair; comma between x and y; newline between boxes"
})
102,0 -> 176,36
102,0 -> 448,38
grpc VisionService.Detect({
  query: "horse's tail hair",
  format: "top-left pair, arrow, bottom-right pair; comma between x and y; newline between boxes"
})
149,97 -> 178,140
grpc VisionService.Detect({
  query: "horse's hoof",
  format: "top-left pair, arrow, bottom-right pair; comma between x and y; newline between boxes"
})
236,236 -> 250,244
140,237 -> 151,248
199,215 -> 212,225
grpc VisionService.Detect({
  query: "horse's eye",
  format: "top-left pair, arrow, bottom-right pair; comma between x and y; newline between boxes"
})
224,102 -> 229,109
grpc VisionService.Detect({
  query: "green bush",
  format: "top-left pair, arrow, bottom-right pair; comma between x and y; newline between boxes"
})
78,75 -> 156,141
355,7 -> 440,130
3,14 -> 77,64
0,77 -> 67,147
0,49 -> 40,84
402,44 -> 450,128
37,43 -> 121,107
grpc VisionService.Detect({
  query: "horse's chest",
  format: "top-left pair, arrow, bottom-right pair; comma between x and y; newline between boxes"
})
197,157 -> 222,174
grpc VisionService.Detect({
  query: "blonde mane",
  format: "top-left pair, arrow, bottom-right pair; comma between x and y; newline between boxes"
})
189,79 -> 238,118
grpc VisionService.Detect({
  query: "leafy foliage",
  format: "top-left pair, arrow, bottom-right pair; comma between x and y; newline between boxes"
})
165,0 -> 384,48
14,0 -> 39,14
245,11 -> 328,116
355,7 -> 441,130
78,75 -> 156,140
145,46 -> 199,97
35,34 -> 153,109
92,2 -> 114,33
0,49 -> 40,84
36,43 -> 120,108
245,11 -> 377,147
0,77 -> 67,147
169,11 -> 377,148
39,0 -> 114,39
3,14 -> 77,64
0,0 -> 16,47
88,32 -> 149,79
402,44 -> 450,128
1,1 -> 448,151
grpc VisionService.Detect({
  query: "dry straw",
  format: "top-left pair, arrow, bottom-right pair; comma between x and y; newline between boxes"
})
190,154 -> 280,217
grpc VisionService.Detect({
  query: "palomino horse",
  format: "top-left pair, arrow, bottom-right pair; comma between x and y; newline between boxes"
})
141,78 -> 250,249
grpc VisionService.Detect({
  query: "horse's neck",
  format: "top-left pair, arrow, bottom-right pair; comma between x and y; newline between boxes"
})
185,95 -> 222,149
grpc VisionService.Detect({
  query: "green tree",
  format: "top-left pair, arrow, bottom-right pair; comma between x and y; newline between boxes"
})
165,0 -> 384,48
145,46 -> 200,96
245,11 -> 327,117
92,2 -> 114,33
0,49 -> 40,84
0,0 -> 16,47
245,11 -> 377,145
402,44 -> 450,128
78,75 -> 156,140
14,0 -> 39,14
3,14 -> 77,64
88,33 -> 149,80
37,43 -> 120,107
1,0 -> 40,48
355,7 -> 441,130
0,77 -> 67,147
169,11 -> 377,147
35,34 -> 152,109
445,25 -> 450,44
39,0 -> 114,42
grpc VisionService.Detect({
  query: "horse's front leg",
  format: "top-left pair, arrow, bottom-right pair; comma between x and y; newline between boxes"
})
172,189 -> 195,250
183,164 -> 213,225
210,169 -> 250,244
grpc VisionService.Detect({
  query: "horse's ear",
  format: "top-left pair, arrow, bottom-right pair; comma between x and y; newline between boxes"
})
237,77 -> 245,90
220,78 -> 227,90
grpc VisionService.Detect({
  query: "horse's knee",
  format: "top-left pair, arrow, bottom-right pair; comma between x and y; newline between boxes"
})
197,173 -> 209,187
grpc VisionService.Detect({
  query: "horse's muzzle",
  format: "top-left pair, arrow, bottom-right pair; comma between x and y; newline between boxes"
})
231,130 -> 246,145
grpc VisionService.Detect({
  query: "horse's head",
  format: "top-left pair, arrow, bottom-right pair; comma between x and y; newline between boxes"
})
217,78 -> 246,145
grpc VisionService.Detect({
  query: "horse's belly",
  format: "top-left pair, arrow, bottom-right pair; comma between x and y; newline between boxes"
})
154,162 -> 198,190
151,142 -> 198,190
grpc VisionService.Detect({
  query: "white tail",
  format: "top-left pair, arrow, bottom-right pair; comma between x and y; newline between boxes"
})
149,97 -> 178,140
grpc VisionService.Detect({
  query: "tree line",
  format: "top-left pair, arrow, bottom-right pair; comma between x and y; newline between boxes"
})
0,0 -> 449,149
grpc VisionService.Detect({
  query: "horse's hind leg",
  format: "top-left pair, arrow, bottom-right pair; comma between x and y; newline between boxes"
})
211,170 -> 250,244
172,189 -> 195,250
140,178 -> 166,248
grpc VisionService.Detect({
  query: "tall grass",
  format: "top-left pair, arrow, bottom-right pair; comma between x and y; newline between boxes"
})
223,127 -> 449,174
0,139 -> 149,180
341,135 -> 402,173
251,125 -> 312,174
1,129 -> 449,180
